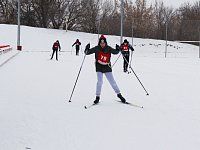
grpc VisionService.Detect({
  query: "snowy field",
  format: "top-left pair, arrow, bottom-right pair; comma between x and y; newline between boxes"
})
1,24 -> 200,150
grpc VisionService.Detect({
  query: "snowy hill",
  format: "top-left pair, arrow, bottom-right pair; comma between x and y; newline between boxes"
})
0,24 -> 198,57
0,24 -> 200,150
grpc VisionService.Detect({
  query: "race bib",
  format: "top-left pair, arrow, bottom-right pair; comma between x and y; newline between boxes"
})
97,51 -> 111,65
122,45 -> 129,51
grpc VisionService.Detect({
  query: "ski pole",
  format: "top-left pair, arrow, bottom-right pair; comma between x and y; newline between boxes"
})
71,47 -> 73,55
121,52 -> 149,95
129,50 -> 133,68
81,46 -> 83,54
111,53 -> 122,68
68,54 -> 87,102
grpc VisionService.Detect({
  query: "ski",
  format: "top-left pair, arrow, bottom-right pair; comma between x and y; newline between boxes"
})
84,103 -> 99,109
117,100 -> 143,108
124,71 -> 131,74
84,101 -> 143,109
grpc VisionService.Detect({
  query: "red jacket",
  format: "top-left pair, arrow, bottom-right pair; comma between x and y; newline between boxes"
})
52,42 -> 61,50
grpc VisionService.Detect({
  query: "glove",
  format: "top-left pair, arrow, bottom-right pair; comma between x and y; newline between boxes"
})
86,43 -> 90,49
130,46 -> 134,51
84,43 -> 90,54
116,44 -> 120,50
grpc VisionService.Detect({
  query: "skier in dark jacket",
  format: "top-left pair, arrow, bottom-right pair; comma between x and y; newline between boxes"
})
120,39 -> 134,72
84,35 -> 126,104
51,40 -> 61,60
72,39 -> 81,55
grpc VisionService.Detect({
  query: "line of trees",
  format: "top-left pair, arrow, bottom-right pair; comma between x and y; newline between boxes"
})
0,0 -> 200,42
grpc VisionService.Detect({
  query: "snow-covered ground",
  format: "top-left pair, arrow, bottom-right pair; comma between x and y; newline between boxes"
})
0,24 -> 200,150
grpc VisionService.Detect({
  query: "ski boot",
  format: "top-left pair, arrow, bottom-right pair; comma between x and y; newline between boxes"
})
117,93 -> 126,103
94,96 -> 100,104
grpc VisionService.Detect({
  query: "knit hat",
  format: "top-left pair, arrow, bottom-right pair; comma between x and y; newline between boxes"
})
98,35 -> 107,45
124,39 -> 128,44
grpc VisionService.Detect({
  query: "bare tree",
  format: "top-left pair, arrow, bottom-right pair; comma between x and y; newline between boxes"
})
31,0 -> 53,28
65,0 -> 83,30
178,2 -> 200,41
49,0 -> 70,29
98,0 -> 117,35
20,0 -> 37,26
79,0 -> 101,33
153,1 -> 166,39
0,0 -> 16,24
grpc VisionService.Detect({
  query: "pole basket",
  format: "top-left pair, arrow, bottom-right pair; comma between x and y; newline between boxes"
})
17,46 -> 22,51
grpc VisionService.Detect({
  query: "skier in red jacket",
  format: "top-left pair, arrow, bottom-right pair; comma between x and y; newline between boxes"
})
51,40 -> 61,60
120,39 -> 134,72
72,39 -> 81,56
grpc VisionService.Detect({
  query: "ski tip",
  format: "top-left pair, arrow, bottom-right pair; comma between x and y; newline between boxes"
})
69,100 -> 71,102
146,93 -> 149,96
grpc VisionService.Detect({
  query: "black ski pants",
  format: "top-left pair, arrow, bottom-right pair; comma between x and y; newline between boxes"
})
51,49 -> 58,60
123,52 -> 130,72
76,46 -> 80,55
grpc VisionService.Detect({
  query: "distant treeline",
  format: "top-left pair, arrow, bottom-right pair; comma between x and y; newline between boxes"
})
0,0 -> 200,43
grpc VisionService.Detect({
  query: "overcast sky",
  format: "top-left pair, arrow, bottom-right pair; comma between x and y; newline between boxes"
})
145,0 -> 198,8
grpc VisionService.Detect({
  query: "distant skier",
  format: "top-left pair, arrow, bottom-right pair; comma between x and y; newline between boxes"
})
84,35 -> 127,104
51,40 -> 61,60
72,39 -> 81,55
120,39 -> 134,72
